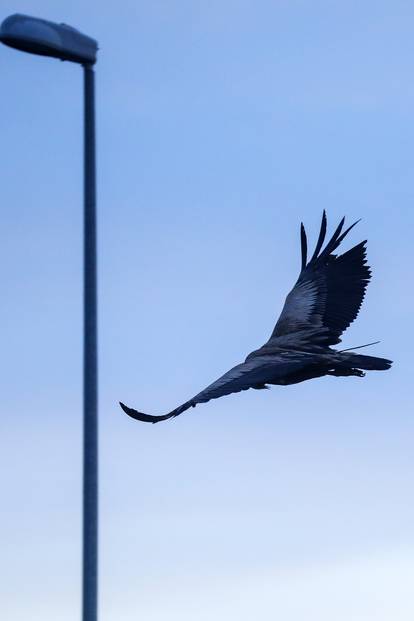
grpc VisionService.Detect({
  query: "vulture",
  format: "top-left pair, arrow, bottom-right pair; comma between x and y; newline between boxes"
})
120,212 -> 392,423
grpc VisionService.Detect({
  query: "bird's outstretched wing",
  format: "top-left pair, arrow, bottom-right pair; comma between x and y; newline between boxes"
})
270,211 -> 371,346
120,351 -> 308,423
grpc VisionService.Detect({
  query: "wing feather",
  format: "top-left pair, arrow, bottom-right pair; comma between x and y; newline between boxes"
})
120,353 -> 308,423
310,209 -> 327,262
300,223 -> 307,271
271,213 -> 371,345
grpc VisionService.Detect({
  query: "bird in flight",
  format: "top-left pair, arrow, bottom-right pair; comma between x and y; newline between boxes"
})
120,212 -> 392,423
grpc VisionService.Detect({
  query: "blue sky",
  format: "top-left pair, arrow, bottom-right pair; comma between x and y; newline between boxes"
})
1,1 -> 413,619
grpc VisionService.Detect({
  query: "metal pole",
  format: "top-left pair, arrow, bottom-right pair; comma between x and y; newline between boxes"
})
82,63 -> 98,621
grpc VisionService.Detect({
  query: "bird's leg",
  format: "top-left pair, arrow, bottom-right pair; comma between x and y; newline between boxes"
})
327,368 -> 366,378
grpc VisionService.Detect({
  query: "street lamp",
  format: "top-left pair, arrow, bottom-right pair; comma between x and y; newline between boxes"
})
1,14 -> 99,621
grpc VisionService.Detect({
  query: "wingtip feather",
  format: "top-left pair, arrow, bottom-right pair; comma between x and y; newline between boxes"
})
310,210 -> 328,262
300,222 -> 307,271
119,401 -> 169,423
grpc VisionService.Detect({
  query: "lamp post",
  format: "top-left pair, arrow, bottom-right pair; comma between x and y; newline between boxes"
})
0,14 -> 99,621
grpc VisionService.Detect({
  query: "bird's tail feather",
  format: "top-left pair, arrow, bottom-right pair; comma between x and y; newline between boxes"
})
340,353 -> 392,371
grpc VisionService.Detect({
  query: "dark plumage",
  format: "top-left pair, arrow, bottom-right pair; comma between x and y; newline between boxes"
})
120,212 -> 392,423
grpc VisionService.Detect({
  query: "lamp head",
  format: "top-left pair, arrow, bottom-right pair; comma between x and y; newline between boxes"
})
0,14 -> 97,64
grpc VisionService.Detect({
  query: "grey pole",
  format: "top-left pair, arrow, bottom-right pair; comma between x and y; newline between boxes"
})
0,14 -> 99,621
82,63 -> 98,621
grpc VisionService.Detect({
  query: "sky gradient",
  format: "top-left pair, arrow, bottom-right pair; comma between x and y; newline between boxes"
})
1,1 -> 413,619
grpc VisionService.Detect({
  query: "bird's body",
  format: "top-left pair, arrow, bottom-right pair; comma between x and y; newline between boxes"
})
120,213 -> 392,423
